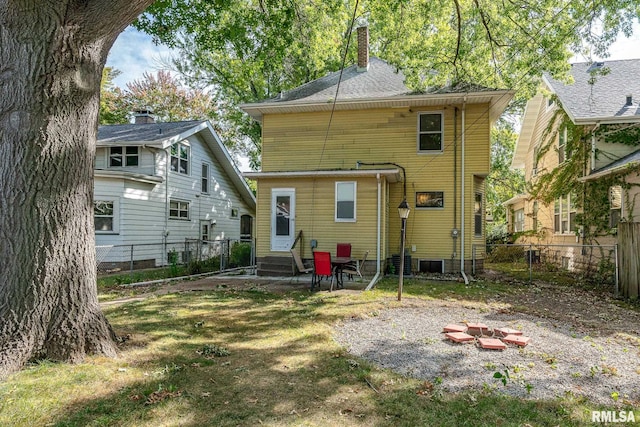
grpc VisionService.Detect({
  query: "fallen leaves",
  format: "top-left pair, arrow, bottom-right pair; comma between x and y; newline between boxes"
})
144,389 -> 183,405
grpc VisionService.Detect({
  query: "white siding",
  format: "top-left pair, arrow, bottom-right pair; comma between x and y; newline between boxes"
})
95,128 -> 254,267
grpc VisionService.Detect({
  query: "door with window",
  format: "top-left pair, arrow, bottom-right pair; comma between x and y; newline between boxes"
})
271,189 -> 295,251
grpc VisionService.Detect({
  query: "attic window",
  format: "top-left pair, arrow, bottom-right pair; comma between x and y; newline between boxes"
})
109,146 -> 139,167
170,142 -> 190,175
546,97 -> 555,111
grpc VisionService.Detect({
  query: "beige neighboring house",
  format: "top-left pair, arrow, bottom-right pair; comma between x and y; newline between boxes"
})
507,59 -> 640,263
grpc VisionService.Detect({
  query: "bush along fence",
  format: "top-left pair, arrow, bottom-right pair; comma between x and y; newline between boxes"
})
96,238 -> 255,276
475,243 -> 618,296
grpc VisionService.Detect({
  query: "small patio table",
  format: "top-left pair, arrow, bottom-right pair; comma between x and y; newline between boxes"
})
332,256 -> 352,289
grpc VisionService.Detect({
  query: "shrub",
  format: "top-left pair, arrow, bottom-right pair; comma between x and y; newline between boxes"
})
486,245 -> 525,263
230,242 -> 252,267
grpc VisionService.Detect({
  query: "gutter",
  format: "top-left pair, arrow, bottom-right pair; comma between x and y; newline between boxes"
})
577,161 -> 640,182
365,173 -> 382,290
460,98 -> 469,285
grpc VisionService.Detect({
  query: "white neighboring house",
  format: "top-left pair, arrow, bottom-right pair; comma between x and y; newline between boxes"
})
94,115 -> 256,269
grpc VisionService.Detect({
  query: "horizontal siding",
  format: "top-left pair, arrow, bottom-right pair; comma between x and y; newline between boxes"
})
255,177 -> 381,260
95,132 -> 255,253
257,103 -> 492,264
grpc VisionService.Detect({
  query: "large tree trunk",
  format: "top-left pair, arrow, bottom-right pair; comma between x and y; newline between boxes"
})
0,0 -> 154,378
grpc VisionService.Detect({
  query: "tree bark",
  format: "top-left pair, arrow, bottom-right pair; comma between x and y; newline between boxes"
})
0,0 -> 154,378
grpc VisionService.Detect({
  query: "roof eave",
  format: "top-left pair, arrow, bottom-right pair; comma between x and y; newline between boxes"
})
578,162 -> 640,182
94,169 -> 164,185
240,90 -> 515,123
243,168 -> 401,183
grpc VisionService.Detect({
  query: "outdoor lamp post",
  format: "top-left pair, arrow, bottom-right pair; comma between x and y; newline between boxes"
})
397,198 -> 410,301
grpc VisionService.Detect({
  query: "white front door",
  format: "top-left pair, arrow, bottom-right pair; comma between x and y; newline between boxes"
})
271,188 -> 295,251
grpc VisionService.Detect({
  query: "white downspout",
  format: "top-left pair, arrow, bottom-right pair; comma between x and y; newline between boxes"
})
365,173 -> 382,290
460,99 -> 469,284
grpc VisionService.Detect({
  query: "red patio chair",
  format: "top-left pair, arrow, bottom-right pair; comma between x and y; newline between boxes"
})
336,243 -> 352,258
311,251 -> 334,291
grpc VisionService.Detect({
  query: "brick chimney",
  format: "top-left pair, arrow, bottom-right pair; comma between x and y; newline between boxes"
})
357,26 -> 369,72
134,108 -> 155,124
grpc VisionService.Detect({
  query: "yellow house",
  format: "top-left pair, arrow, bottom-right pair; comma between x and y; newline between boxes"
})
241,27 -> 513,280
508,59 -> 640,251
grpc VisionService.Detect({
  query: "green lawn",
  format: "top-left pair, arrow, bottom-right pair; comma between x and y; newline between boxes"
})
0,278 -> 625,426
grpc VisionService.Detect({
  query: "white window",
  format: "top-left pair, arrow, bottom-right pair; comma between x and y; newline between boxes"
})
558,127 -> 568,163
201,163 -> 210,194
109,146 -> 139,167
546,97 -> 555,111
201,222 -> 210,241
231,208 -> 239,218
514,209 -> 524,232
335,181 -> 356,221
418,112 -> 443,152
416,191 -> 444,209
554,193 -> 576,234
169,200 -> 189,219
170,142 -> 190,175
610,185 -> 622,228
94,199 -> 119,233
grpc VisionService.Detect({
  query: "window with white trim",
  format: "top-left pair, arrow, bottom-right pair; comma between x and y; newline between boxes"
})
94,199 -> 119,233
558,127 -> 568,163
201,222 -> 210,241
335,181 -> 356,221
610,185 -> 622,228
109,146 -> 139,167
201,162 -> 210,194
418,112 -> 443,152
169,200 -> 189,219
170,142 -> 190,175
554,193 -> 576,234
514,209 -> 524,232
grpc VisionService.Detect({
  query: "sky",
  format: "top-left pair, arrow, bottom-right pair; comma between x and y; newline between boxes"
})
106,23 -> 640,88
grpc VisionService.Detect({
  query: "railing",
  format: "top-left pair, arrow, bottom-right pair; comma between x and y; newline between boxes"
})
473,243 -> 618,296
96,238 -> 255,275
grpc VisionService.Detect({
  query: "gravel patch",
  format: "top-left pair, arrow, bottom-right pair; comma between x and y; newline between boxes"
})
334,302 -> 640,404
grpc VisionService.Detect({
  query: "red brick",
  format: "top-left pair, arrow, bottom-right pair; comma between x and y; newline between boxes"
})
503,335 -> 531,347
495,327 -> 523,337
445,332 -> 475,343
443,324 -> 468,333
478,337 -> 507,350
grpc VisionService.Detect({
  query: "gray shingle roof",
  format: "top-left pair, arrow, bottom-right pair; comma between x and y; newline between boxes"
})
584,147 -> 640,180
263,57 -> 501,104
97,121 -> 204,145
545,59 -> 640,122
265,57 -> 410,103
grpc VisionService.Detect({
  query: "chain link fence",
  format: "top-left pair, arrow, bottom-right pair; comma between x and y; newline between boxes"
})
96,238 -> 255,276
474,243 -> 618,296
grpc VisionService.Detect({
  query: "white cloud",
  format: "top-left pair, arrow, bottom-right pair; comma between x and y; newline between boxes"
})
106,27 -> 179,88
